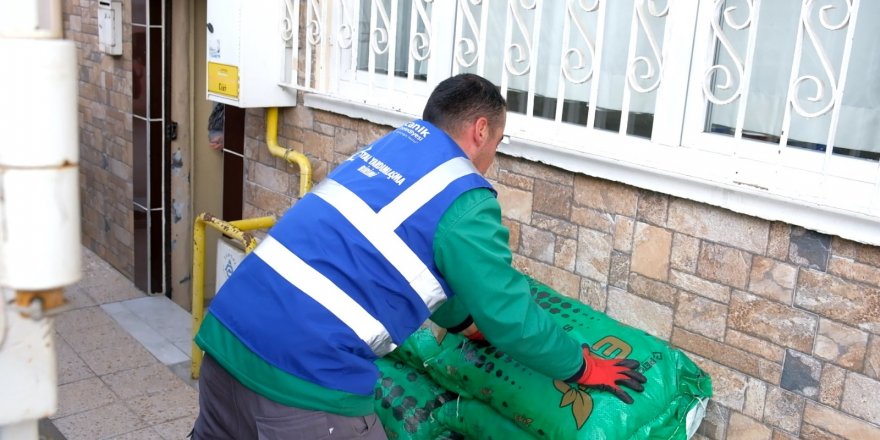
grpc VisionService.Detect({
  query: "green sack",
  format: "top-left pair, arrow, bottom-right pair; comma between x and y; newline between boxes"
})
417,277 -> 712,440
435,398 -> 537,440
434,430 -> 465,440
388,326 -> 475,400
374,358 -> 457,440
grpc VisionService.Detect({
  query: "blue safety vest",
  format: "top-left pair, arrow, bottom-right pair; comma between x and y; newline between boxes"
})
208,120 -> 493,395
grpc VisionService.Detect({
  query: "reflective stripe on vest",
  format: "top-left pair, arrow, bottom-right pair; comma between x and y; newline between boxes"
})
253,156 -> 479,356
253,236 -> 398,356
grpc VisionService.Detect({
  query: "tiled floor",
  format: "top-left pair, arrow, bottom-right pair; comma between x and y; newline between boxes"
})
46,247 -> 199,439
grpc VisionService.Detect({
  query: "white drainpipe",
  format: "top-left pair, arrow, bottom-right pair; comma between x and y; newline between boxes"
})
0,0 -> 81,438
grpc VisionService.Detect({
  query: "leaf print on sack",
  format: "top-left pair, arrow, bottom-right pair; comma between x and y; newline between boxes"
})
554,380 -> 594,429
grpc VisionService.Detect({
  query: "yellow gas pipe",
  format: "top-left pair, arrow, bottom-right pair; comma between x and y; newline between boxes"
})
191,213 -> 276,379
266,107 -> 312,196
191,107 -> 313,379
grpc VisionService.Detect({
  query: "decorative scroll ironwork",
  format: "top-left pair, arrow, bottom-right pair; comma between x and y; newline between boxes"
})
411,0 -> 433,61
628,0 -> 668,93
561,0 -> 600,84
455,0 -> 483,68
337,0 -> 356,49
281,0 -> 298,44
306,0 -> 324,46
370,0 -> 392,55
790,0 -> 852,118
702,0 -> 753,105
505,0 -> 538,76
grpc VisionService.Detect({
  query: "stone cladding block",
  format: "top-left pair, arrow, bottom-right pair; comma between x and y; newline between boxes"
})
607,288 -> 673,340
573,175 -> 639,216
840,373 -> 880,423
819,363 -> 846,408
676,291 -> 728,341
749,257 -> 798,304
671,233 -> 700,273
729,291 -> 817,353
495,183 -> 532,224
668,199 -> 769,254
728,412 -> 772,440
670,270 -> 731,303
575,227 -> 612,282
803,401 -> 880,438
636,190 -> 669,226
628,273 -> 677,306
698,242 -> 752,289
796,269 -> 880,334
763,386 -> 805,435
533,180 -> 572,218
631,222 -> 673,281
814,319 -> 868,370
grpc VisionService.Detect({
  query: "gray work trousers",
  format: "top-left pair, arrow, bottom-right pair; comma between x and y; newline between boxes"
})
192,354 -> 388,440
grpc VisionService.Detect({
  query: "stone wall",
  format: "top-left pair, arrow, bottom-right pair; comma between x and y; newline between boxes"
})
244,99 -> 880,439
64,0 -> 135,277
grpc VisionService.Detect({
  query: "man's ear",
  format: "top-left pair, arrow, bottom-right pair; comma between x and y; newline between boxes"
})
474,116 -> 490,147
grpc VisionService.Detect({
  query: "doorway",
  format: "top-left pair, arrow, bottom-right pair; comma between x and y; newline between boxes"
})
166,0 -> 245,306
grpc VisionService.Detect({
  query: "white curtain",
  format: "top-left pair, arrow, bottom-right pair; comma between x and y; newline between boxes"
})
707,0 -> 880,154
456,0 -> 661,116
356,0 -> 429,78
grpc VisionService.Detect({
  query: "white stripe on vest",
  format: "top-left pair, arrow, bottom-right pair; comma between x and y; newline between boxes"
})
254,157 -> 474,356
253,236 -> 399,356
377,157 -> 477,229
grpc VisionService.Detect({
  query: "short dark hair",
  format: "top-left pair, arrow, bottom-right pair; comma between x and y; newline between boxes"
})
422,74 -> 506,136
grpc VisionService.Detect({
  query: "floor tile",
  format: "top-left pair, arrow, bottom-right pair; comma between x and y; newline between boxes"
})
53,402 -> 147,440
60,322 -> 137,354
53,246 -> 201,439
54,307 -> 115,334
81,342 -> 158,376
167,361 -> 199,389
56,336 -> 94,385
102,364 -> 188,400
104,304 -> 189,365
122,297 -> 192,343
85,278 -> 145,305
63,285 -> 98,310
107,427 -> 164,440
54,377 -> 117,419
153,416 -> 196,440
125,387 -> 199,426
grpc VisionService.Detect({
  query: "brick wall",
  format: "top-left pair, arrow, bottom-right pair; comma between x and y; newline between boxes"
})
244,99 -> 880,438
64,1 -> 135,278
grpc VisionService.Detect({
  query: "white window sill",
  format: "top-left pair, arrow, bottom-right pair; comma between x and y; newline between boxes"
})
304,92 -> 880,246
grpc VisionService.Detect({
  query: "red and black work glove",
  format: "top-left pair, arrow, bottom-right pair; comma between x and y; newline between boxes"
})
452,319 -> 487,343
464,329 -> 486,342
575,346 -> 647,404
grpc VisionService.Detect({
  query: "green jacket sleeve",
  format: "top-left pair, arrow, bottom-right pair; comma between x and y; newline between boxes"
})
431,188 -> 583,380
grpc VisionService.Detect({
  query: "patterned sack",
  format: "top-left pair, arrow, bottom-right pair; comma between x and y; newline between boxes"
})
434,397 -> 537,440
388,325 -> 475,400
409,277 -> 712,439
374,358 -> 457,440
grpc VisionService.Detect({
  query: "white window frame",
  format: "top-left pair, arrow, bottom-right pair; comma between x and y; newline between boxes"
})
300,0 -> 880,245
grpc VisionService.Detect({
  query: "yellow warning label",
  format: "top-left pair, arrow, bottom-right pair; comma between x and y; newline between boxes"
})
207,62 -> 239,98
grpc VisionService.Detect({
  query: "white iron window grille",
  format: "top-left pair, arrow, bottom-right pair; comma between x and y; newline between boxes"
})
283,0 -> 880,245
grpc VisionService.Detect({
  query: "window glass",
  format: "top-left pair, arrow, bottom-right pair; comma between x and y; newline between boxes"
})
704,0 -> 878,162
356,0 -> 430,80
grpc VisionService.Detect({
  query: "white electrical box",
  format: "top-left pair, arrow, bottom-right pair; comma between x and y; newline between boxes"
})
206,0 -> 296,108
97,0 -> 122,56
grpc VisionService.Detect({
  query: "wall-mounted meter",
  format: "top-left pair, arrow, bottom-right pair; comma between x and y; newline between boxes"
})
206,0 -> 296,108
97,0 -> 122,56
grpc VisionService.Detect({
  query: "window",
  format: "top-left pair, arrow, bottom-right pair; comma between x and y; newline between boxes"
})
294,0 -> 880,244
